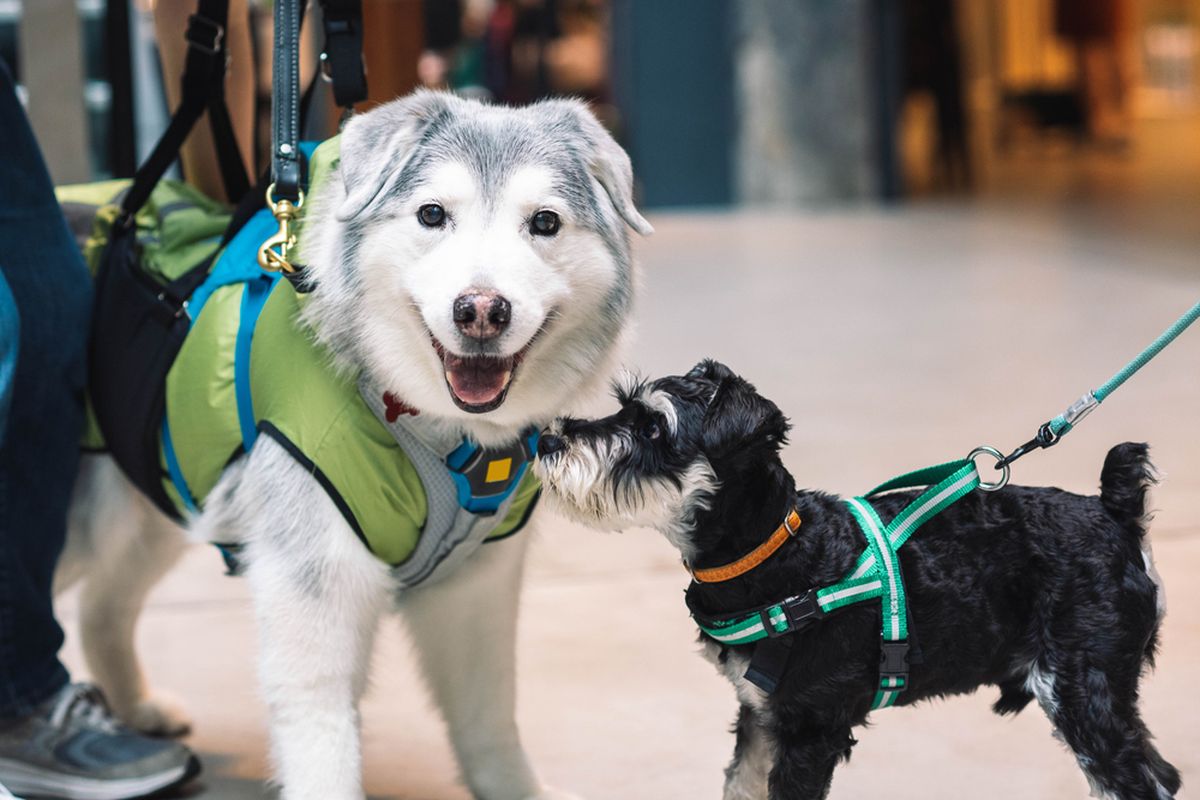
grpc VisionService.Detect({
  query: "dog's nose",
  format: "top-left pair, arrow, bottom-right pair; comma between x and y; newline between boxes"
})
538,434 -> 565,458
453,291 -> 511,340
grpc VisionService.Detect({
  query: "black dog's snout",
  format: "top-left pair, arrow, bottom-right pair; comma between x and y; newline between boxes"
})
538,434 -> 565,458
453,291 -> 511,340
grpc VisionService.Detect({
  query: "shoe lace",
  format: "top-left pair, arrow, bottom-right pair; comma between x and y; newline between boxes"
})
46,684 -> 122,734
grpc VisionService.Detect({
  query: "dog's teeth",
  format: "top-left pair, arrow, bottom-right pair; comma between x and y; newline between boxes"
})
445,371 -> 454,384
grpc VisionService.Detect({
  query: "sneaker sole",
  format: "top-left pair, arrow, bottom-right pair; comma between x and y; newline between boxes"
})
0,755 -> 200,800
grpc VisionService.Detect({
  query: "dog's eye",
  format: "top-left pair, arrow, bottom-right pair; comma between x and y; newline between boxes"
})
418,204 -> 446,228
530,210 -> 561,237
642,420 -> 662,441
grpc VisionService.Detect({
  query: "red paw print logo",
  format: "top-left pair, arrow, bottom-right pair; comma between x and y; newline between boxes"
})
383,392 -> 418,422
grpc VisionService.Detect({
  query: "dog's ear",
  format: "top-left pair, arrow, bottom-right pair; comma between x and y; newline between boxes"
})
336,90 -> 455,221
541,99 -> 653,236
686,359 -> 736,385
701,374 -> 790,464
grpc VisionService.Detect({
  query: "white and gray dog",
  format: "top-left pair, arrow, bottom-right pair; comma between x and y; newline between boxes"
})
55,91 -> 651,800
535,361 -> 1176,800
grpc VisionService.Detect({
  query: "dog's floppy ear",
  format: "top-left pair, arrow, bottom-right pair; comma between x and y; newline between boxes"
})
701,372 -> 790,463
336,90 -> 454,221
686,359 -> 736,385
543,99 -> 653,236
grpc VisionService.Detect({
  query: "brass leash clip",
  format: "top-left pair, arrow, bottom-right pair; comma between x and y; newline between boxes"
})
257,183 -> 305,273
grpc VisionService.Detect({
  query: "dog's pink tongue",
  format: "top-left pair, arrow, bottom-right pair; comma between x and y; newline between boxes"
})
444,353 -> 512,406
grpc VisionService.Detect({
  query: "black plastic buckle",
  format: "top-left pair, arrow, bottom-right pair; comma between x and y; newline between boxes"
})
763,591 -> 823,638
185,14 -> 225,56
879,639 -> 910,688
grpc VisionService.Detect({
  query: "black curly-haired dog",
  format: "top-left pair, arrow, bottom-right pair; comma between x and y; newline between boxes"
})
533,360 -> 1178,800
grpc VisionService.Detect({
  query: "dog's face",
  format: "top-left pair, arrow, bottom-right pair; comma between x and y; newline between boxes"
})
301,91 -> 651,439
534,360 -> 790,558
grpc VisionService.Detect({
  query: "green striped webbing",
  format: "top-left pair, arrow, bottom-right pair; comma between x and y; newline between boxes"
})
694,459 -> 981,709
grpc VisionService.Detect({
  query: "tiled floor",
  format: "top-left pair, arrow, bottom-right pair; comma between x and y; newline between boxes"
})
57,199 -> 1200,799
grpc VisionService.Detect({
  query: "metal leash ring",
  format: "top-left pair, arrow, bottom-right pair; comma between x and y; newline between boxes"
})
969,445 -> 1010,492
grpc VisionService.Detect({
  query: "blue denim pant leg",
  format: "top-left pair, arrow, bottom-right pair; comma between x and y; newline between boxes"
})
0,59 -> 92,718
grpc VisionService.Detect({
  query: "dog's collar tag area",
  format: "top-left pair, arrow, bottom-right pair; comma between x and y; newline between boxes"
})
688,507 -> 803,583
445,428 -> 540,515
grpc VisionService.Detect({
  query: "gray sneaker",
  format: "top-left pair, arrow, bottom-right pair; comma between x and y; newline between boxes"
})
0,684 -> 199,800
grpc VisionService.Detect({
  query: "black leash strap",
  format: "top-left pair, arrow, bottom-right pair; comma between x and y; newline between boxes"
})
271,0 -> 304,203
257,0 -> 310,276
121,0 -> 245,220
258,0 -> 362,283
320,0 -> 368,109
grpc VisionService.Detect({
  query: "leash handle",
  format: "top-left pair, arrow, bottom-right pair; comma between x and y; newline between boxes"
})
999,298 -> 1200,468
258,0 -> 305,273
271,0 -> 303,203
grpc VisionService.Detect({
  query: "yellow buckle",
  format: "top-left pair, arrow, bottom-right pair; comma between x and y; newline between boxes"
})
257,183 -> 305,273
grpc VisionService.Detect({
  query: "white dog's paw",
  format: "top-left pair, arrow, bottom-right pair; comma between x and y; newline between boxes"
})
125,690 -> 193,737
524,790 -> 585,800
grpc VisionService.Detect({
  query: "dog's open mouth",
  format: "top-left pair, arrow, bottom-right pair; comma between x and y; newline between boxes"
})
432,338 -> 529,413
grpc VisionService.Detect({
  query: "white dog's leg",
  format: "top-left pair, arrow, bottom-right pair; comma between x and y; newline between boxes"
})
60,456 -> 192,735
226,440 -> 392,800
401,524 -> 578,800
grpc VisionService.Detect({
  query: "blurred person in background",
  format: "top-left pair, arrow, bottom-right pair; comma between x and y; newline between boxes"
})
1056,0 -> 1137,147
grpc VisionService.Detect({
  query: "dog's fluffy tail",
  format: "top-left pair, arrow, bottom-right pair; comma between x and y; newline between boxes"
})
1099,442 -> 1156,536
1101,442 -> 1167,668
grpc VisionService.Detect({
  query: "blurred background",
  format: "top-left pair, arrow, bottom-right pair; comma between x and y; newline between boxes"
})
5,1 -> 1199,798
3,0 -> 1199,213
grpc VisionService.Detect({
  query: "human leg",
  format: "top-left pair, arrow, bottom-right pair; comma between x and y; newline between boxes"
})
0,58 -> 198,800
0,56 -> 89,720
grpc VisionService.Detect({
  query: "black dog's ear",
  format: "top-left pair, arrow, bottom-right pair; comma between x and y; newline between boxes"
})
686,359 -> 736,385
701,373 -> 790,463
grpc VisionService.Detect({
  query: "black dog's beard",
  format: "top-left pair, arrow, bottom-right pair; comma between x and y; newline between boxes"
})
534,436 -> 717,558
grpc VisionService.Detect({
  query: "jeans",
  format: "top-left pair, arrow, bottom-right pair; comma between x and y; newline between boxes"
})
0,59 -> 92,717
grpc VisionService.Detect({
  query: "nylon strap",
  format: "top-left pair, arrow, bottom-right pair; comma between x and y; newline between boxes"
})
693,459 -> 981,709
121,0 -> 235,218
319,0 -> 368,109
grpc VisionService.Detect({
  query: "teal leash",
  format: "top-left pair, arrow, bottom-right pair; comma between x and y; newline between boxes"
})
997,298 -> 1200,468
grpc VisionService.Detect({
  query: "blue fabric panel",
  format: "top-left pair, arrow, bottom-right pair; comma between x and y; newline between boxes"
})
234,276 -> 277,450
161,417 -> 196,512
445,439 -> 476,471
188,209 -> 277,324
0,271 -> 18,443
188,141 -> 321,324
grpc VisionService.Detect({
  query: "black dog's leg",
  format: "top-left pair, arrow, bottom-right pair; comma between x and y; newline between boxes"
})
766,725 -> 853,800
723,705 -> 773,800
1142,735 -> 1182,797
992,677 -> 1034,716
1044,658 -> 1178,799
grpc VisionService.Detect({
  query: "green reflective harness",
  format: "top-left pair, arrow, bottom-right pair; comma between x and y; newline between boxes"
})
693,459 -> 981,709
